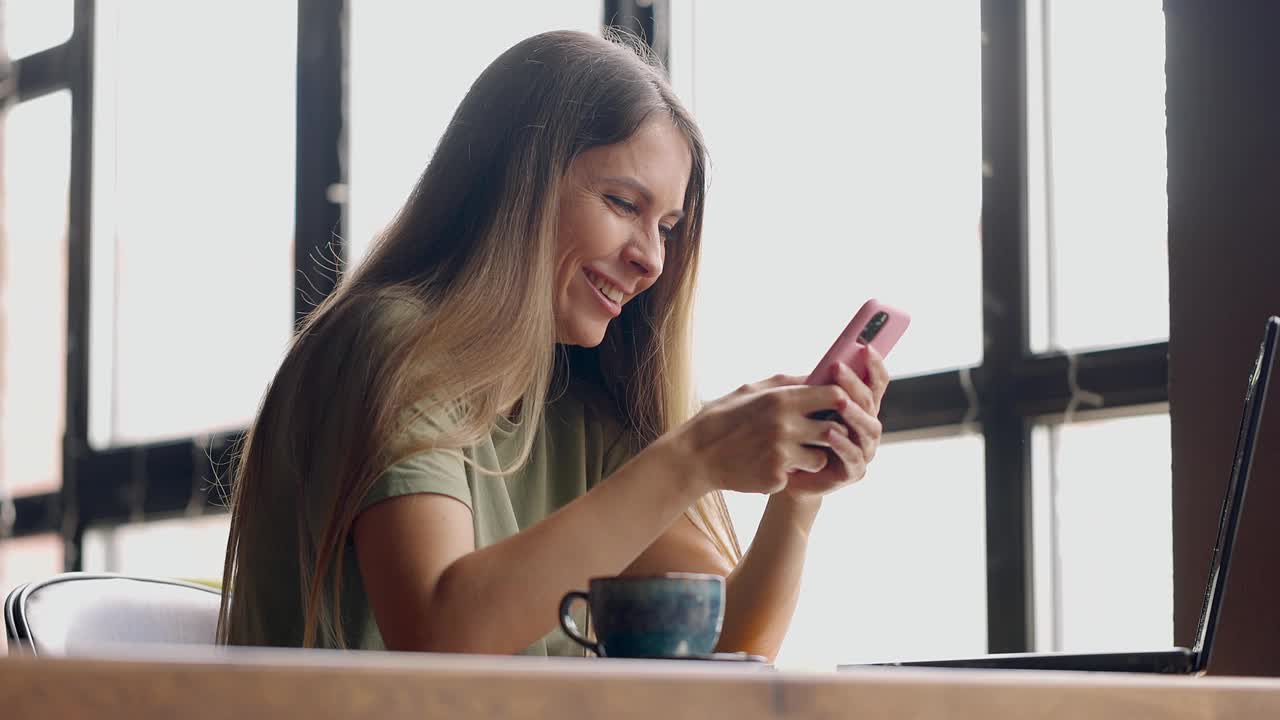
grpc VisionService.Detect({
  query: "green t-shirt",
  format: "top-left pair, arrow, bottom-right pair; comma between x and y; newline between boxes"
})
228,382 -> 637,655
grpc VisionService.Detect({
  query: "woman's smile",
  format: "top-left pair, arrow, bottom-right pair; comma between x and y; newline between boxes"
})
583,267 -> 624,317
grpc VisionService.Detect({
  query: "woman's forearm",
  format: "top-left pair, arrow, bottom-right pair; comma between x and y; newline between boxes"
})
715,493 -> 821,660
424,436 -> 708,654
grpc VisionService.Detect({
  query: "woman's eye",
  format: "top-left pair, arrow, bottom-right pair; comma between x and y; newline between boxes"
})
607,195 -> 638,214
659,225 -> 675,243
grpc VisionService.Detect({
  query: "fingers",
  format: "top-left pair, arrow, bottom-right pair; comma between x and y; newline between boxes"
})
757,425 -> 829,480
773,383 -> 855,417
775,364 -> 876,420
758,378 -> 882,442
747,374 -> 884,480
862,346 -> 891,411
853,414 -> 882,463
809,385 -> 880,463
764,352 -> 888,496
826,427 -> 868,480
787,431 -> 868,495
800,417 -> 850,447
837,400 -> 883,462
791,445 -> 830,474
832,360 -> 876,415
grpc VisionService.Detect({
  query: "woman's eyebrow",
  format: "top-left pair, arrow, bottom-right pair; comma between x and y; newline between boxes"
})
600,175 -> 686,220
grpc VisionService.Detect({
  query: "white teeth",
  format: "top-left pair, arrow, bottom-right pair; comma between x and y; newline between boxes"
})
587,271 -> 624,305
599,284 -> 623,304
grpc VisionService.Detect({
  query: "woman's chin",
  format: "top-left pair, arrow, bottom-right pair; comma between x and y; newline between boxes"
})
556,320 -> 609,348
573,329 -> 608,348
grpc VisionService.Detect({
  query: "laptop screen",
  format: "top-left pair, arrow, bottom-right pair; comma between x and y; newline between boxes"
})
1191,316 -> 1279,670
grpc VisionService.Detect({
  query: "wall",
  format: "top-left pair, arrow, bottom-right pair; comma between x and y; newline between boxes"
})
1167,0 -> 1280,676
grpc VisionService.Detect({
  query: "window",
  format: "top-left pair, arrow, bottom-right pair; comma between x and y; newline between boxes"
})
671,1 -> 986,669
1026,0 -> 1168,353
670,1 -> 983,394
0,533 -> 63,595
1,90 -> 70,497
2,0 -> 74,60
1022,0 -> 1172,652
3,3 -> 1178,669
346,1 -> 603,269
81,514 -> 230,583
801,435 -> 987,669
1032,410 -> 1172,651
88,0 -> 297,447
0,533 -> 64,652
727,435 -> 988,669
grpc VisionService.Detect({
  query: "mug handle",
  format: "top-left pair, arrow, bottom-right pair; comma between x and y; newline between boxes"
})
558,590 -> 600,656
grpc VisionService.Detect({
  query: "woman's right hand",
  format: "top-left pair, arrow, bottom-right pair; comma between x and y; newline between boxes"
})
662,374 -> 857,495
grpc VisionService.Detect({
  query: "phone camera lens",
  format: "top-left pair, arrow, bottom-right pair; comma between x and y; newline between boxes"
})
859,312 -> 889,342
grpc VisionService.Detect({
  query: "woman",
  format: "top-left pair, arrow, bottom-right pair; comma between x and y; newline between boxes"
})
218,29 -> 889,661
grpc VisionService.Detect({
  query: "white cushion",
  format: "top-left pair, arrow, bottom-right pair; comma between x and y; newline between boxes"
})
16,573 -> 221,656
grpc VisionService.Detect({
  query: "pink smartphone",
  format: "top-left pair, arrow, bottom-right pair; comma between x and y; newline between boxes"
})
805,298 -> 910,387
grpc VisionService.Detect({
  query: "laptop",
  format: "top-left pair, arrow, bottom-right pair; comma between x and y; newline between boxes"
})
844,315 -> 1279,675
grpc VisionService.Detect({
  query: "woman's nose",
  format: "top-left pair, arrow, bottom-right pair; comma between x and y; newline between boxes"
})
624,226 -> 664,278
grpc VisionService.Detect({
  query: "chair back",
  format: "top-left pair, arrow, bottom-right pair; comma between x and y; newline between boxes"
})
4,572 -> 222,656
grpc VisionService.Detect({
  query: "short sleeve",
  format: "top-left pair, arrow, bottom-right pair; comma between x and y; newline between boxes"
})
360,448 -> 472,513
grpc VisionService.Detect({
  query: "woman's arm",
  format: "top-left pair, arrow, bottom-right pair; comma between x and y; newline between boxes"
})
626,348 -> 891,662
356,435 -> 705,655
355,377 -> 855,655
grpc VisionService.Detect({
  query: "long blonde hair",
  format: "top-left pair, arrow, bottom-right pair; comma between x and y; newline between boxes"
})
217,30 -> 739,649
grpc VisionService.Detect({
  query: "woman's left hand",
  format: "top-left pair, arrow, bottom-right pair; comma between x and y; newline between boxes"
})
784,345 -> 889,499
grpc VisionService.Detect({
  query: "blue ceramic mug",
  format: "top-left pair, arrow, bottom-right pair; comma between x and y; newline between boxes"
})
558,573 -> 725,658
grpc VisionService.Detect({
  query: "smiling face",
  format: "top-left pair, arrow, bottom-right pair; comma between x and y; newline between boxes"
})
553,117 -> 693,347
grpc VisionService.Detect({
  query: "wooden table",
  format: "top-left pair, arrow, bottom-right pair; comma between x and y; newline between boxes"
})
3,645 -> 1280,719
